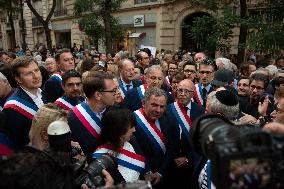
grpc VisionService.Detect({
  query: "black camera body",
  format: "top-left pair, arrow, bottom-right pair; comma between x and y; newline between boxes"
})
75,154 -> 116,189
190,114 -> 284,189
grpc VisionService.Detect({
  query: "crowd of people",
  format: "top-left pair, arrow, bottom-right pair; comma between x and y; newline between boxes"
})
0,45 -> 283,189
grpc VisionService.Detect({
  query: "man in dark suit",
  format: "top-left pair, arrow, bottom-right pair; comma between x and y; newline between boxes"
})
68,71 -> 117,158
42,49 -> 75,103
166,79 -> 205,188
133,88 -> 178,188
118,59 -> 142,101
194,59 -> 215,108
3,56 -> 44,149
54,70 -> 85,110
124,65 -> 174,111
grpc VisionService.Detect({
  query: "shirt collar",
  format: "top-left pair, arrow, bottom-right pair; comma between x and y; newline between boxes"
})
21,87 -> 42,101
201,84 -> 212,92
120,77 -> 133,87
186,101 -> 192,111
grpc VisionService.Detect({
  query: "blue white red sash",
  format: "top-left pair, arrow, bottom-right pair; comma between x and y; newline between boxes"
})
118,79 -> 127,99
72,102 -> 101,139
55,96 -> 74,110
170,102 -> 192,141
0,106 -> 3,111
199,160 -> 215,189
165,76 -> 171,87
134,108 -> 167,154
194,83 -> 204,106
51,72 -> 62,82
93,144 -> 145,174
4,97 -> 38,119
0,133 -> 14,157
137,84 -> 148,101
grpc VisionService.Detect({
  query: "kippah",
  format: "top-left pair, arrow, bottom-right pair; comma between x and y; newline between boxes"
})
215,90 -> 238,106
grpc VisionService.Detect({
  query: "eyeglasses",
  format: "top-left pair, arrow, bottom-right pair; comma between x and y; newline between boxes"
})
184,69 -> 196,73
199,71 -> 212,75
250,85 -> 264,91
177,88 -> 194,94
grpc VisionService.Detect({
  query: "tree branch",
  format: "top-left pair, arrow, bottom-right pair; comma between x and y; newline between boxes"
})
46,0 -> 56,22
26,0 -> 45,24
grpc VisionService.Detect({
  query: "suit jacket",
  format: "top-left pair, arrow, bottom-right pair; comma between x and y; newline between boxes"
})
124,86 -> 174,112
133,109 -> 178,176
67,102 -> 102,158
42,73 -> 64,103
166,102 -> 205,159
2,88 -> 41,148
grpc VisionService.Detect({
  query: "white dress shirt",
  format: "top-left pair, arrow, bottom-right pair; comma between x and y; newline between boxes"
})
21,87 -> 44,108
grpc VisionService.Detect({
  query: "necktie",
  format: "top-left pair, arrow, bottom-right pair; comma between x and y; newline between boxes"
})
202,88 -> 207,108
126,84 -> 131,91
184,106 -> 189,114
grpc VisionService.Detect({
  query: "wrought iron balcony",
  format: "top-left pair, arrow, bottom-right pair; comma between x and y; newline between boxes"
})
134,0 -> 157,4
54,8 -> 67,17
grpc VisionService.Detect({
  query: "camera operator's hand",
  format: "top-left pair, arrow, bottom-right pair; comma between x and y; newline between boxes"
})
263,122 -> 284,134
151,172 -> 162,185
174,157 -> 189,167
239,113 -> 258,124
80,169 -> 114,189
258,96 -> 269,116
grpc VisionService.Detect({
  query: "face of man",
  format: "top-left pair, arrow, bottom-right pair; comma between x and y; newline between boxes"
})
177,79 -> 194,106
15,61 -> 42,91
198,64 -> 214,86
139,52 -> 150,67
113,54 -> 121,64
121,60 -> 134,83
168,63 -> 178,77
194,53 -> 206,63
0,80 -> 10,98
1,54 -> 12,65
133,68 -> 141,80
113,79 -> 122,104
145,69 -> 164,89
62,77 -> 82,99
58,52 -> 75,72
249,80 -> 265,101
45,58 -> 58,74
100,53 -> 107,62
248,64 -> 256,75
143,95 -> 167,122
183,64 -> 196,81
161,61 -> 168,73
237,79 -> 250,96
274,99 -> 284,124
100,79 -> 116,107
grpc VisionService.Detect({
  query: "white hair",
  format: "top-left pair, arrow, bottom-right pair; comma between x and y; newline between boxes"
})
265,65 -> 278,77
0,72 -> 7,81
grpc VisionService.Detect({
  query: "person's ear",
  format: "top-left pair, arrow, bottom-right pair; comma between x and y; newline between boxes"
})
15,76 -> 22,85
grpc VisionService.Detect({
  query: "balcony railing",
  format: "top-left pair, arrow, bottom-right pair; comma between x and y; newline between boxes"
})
32,17 -> 42,27
54,8 -> 67,17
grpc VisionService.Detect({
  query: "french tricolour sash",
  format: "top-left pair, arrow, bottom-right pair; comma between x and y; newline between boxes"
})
134,108 -> 167,154
137,84 -> 148,101
55,96 -> 74,110
4,97 -> 38,119
194,83 -> 204,106
165,76 -> 171,87
170,102 -> 192,141
51,72 -> 62,82
93,144 -> 145,174
199,160 -> 215,189
118,79 -> 127,99
72,102 -> 101,139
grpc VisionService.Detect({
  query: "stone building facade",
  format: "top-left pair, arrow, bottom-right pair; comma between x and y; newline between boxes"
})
0,0 -> 261,54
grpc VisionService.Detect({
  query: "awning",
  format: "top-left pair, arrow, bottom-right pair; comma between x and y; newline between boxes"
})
129,32 -> 146,38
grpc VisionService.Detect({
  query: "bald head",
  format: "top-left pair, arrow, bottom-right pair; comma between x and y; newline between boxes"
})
177,79 -> 195,106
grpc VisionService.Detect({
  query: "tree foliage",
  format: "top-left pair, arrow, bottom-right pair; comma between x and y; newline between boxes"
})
74,0 -> 125,53
187,0 -> 284,60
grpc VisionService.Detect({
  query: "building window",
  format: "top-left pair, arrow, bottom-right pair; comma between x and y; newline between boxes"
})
54,0 -> 67,17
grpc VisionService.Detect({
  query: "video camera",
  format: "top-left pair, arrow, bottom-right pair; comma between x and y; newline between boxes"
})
47,121 -> 117,189
189,114 -> 284,189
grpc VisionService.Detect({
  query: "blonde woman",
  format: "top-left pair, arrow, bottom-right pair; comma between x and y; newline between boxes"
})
29,103 -> 67,150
